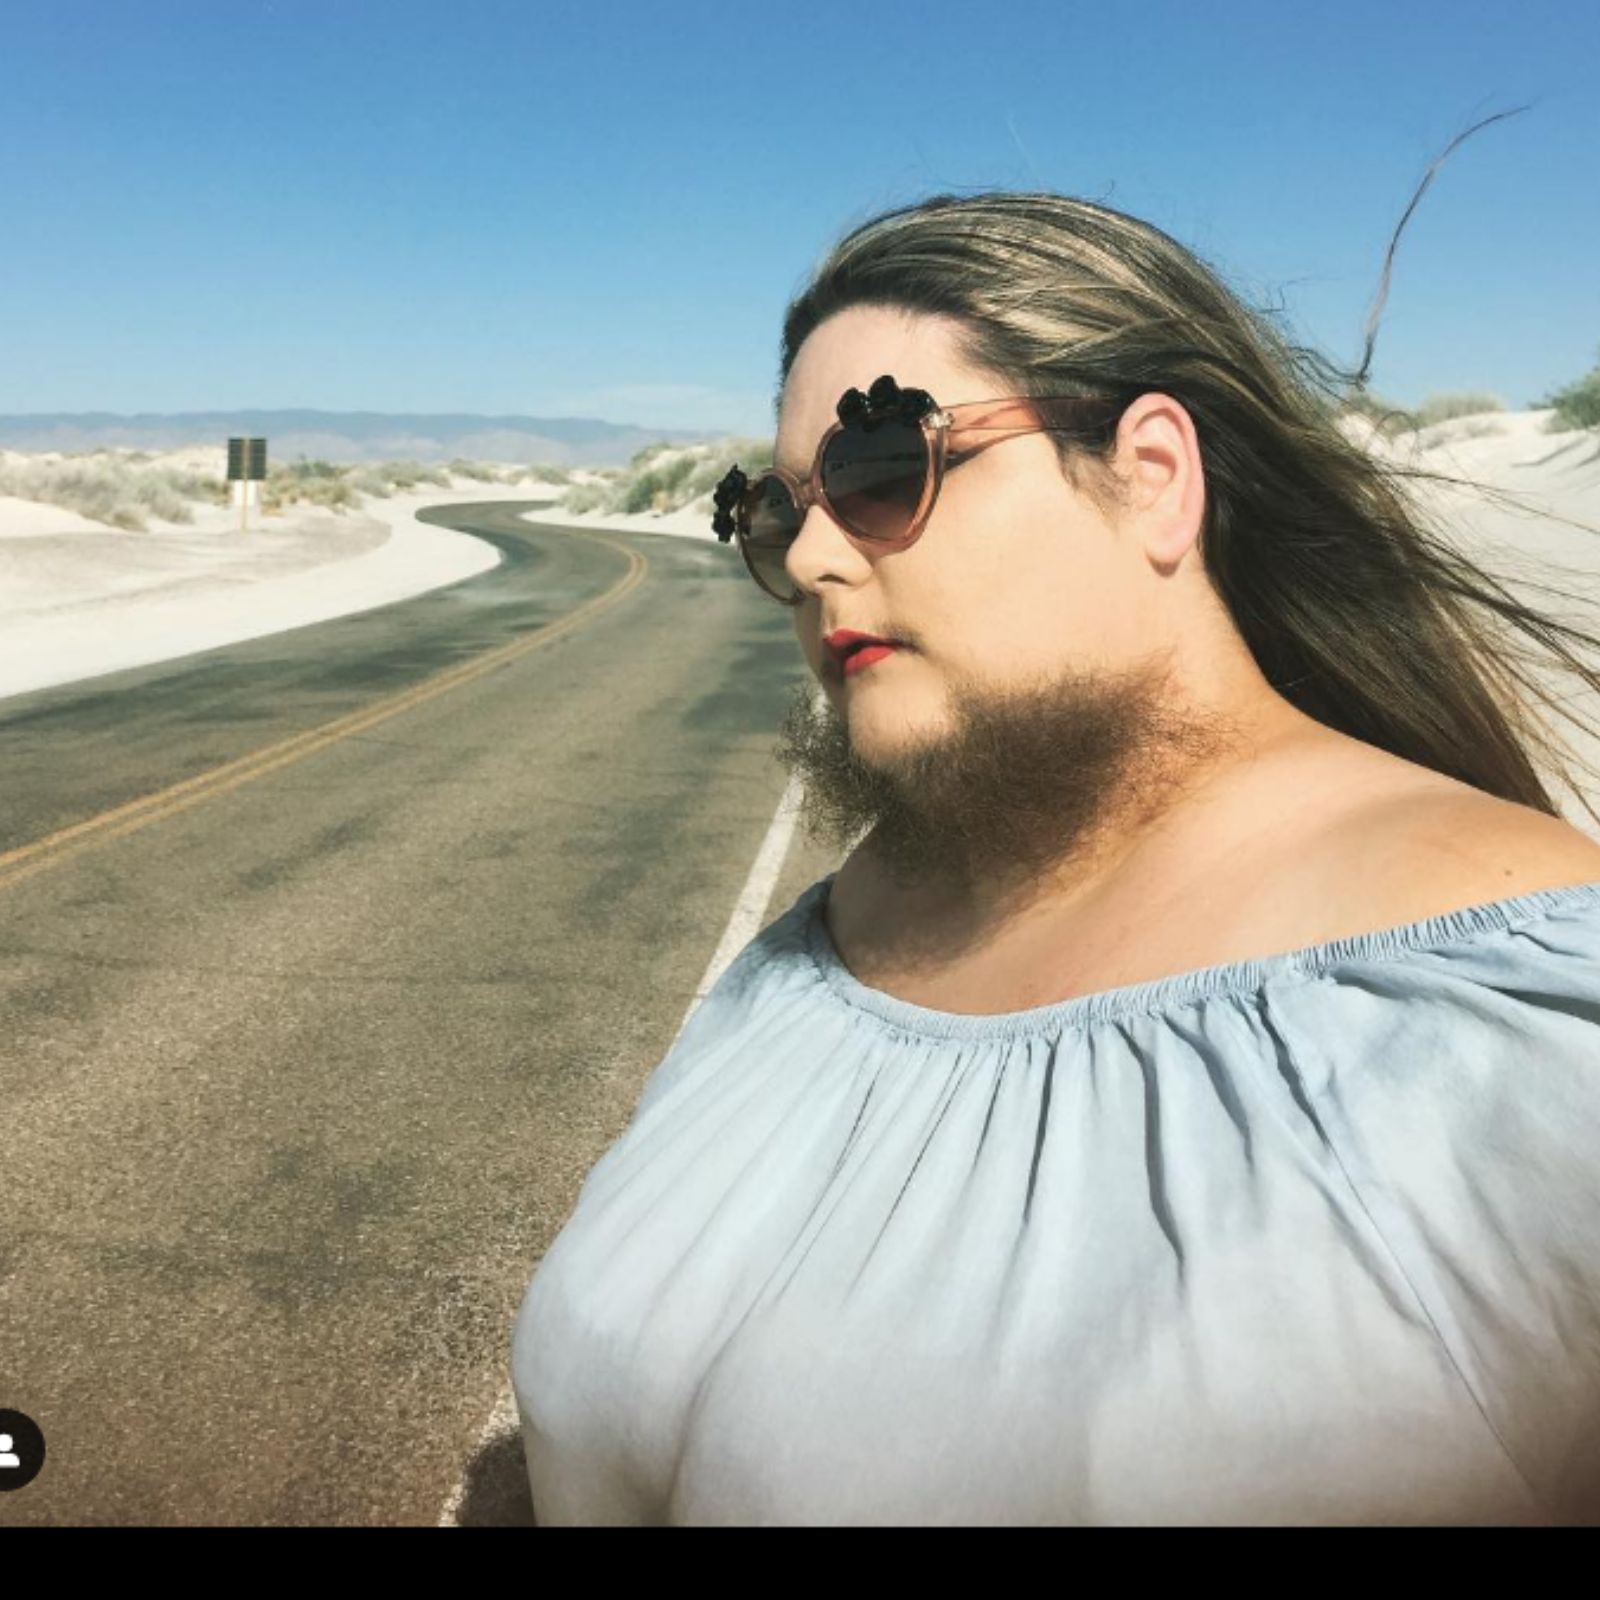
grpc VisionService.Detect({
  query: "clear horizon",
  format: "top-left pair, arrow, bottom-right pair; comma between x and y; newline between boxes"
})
3,0 -> 1595,436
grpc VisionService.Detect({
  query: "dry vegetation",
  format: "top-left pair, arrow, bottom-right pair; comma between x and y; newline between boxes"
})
0,454 -> 572,531
3,352 -> 1596,532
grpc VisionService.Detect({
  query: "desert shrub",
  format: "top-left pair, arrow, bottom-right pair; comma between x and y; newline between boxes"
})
561,480 -> 616,513
0,455 -> 227,528
627,443 -> 675,471
370,460 -> 451,491
1338,385 -> 1419,439
622,452 -> 698,513
262,463 -> 360,513
680,456 -> 733,500
542,439 -> 776,516
1537,348 -> 1600,433
344,465 -> 392,497
1412,391 -> 1507,429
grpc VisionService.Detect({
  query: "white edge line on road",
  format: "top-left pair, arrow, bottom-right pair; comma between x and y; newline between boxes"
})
435,686 -> 827,1526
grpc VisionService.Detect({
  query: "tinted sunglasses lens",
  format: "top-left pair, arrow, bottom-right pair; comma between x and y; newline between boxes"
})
736,417 -> 929,602
743,475 -> 803,601
822,416 -> 928,541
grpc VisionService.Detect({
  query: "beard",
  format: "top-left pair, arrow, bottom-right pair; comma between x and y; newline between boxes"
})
771,641 -> 1252,932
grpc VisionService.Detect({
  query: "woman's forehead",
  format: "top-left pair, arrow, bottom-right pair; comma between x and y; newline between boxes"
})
784,307 -> 972,402
775,315 -> 980,465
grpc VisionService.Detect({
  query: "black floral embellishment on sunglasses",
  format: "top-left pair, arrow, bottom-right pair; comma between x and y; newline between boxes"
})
711,463 -> 748,542
837,374 -> 936,430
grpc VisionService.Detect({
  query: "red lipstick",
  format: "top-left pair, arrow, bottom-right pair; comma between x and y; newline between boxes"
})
841,643 -> 898,677
824,628 -> 899,661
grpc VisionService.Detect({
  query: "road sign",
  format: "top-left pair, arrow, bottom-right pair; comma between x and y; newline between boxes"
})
227,437 -> 267,481
227,437 -> 267,530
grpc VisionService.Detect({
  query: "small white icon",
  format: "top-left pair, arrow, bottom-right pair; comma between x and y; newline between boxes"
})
0,1434 -> 18,1469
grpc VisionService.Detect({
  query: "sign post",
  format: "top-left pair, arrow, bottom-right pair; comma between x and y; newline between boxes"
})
227,437 -> 267,532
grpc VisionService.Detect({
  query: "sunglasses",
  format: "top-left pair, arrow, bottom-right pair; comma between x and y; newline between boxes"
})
711,373 -> 1128,605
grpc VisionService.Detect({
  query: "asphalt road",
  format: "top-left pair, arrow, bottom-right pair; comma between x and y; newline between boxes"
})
0,501 -> 845,1525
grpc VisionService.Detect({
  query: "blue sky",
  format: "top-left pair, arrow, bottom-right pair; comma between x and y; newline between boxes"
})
2,0 -> 1595,437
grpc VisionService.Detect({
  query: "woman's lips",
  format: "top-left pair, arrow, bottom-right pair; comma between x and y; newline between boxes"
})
841,643 -> 900,677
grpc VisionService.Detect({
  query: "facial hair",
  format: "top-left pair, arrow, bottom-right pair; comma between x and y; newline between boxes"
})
771,641 -> 1251,942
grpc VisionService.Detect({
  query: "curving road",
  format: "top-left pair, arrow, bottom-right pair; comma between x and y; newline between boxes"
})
0,502 -> 842,1525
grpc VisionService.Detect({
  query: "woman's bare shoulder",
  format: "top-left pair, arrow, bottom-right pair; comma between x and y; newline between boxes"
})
1319,763 -> 1600,920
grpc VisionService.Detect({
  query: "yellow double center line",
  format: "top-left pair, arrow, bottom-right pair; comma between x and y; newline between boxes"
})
0,533 -> 646,895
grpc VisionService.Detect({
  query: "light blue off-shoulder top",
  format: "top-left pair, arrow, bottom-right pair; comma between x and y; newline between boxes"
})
510,870 -> 1600,1525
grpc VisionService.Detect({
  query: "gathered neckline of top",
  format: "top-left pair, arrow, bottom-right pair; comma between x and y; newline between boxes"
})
795,870 -> 1600,1042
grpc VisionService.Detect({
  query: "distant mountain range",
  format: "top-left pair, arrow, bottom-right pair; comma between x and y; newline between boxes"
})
0,409 -> 728,467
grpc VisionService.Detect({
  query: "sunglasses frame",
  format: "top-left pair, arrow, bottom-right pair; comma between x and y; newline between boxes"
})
715,385 -> 1130,606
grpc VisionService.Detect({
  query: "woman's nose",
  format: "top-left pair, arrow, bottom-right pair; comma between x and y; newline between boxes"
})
785,500 -> 873,593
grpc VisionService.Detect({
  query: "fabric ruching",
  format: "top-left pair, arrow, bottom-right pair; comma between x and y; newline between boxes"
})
511,872 -> 1600,1525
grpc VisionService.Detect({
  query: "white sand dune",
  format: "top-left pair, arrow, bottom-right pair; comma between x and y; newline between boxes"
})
1357,411 -> 1600,581
0,458 -> 565,704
